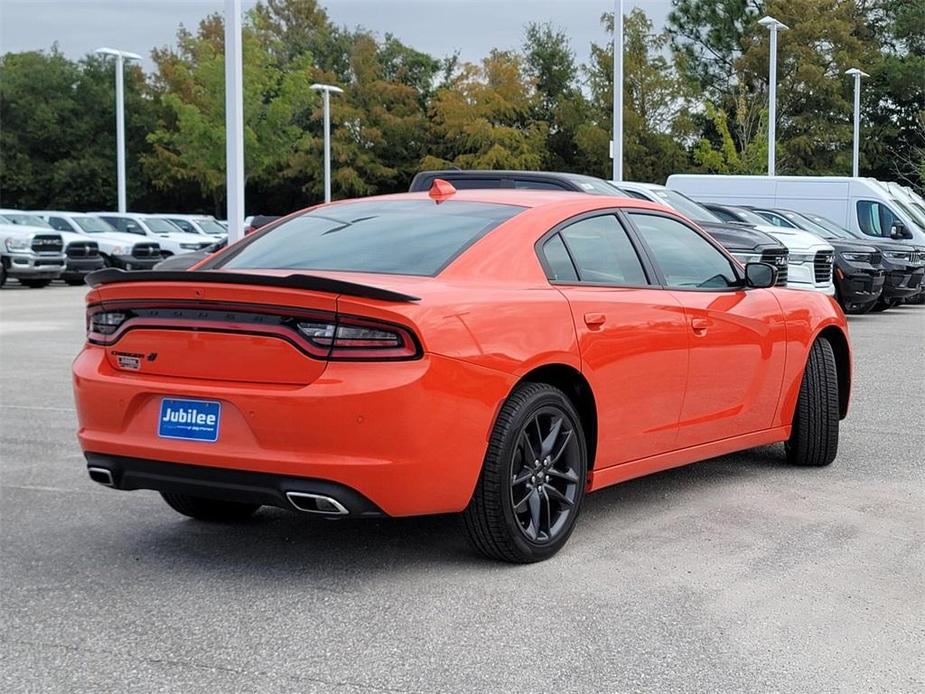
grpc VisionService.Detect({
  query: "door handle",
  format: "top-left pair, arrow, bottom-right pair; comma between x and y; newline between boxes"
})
584,312 -> 606,328
691,318 -> 710,336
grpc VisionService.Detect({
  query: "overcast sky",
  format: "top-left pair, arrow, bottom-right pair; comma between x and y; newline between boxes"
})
0,0 -> 672,72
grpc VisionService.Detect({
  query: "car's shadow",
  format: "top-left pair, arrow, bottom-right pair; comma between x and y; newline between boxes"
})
120,445 -> 792,575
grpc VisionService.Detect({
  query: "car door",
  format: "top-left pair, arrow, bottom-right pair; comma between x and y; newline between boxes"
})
538,212 -> 689,465
625,211 -> 787,449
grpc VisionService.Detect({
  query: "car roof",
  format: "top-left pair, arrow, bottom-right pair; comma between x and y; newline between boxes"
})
338,188 -> 651,210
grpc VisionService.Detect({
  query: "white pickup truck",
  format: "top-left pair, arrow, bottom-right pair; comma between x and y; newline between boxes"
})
33,211 -> 163,270
91,212 -> 215,257
0,223 -> 66,288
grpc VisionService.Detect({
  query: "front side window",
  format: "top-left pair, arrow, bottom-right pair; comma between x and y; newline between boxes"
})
218,200 -> 523,276
552,215 -> 648,285
857,200 -> 899,237
629,213 -> 739,290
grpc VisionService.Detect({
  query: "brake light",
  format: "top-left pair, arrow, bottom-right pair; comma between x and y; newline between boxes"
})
295,316 -> 419,360
86,303 -> 420,360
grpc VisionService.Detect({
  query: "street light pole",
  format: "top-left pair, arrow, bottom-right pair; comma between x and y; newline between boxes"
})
612,0 -> 624,182
310,83 -> 344,203
95,47 -> 142,213
845,68 -> 869,178
757,16 -> 788,176
224,0 -> 245,243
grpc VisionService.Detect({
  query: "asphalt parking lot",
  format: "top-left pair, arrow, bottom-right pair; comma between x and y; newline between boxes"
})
1,284 -> 923,693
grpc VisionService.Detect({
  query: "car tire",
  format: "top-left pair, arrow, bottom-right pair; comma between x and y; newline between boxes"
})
785,337 -> 839,467
20,279 -> 52,289
463,382 -> 587,563
160,492 -> 260,521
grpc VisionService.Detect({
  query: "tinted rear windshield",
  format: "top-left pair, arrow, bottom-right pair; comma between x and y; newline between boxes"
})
217,200 -> 524,276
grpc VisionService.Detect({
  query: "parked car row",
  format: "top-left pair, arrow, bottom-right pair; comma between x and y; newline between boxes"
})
665,175 -> 925,312
409,171 -> 925,314
0,209 -> 221,288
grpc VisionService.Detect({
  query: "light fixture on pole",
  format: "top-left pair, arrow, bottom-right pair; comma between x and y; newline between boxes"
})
845,68 -> 869,178
95,47 -> 142,213
757,16 -> 789,176
310,83 -> 344,203
612,0 -> 624,182
224,0 -> 245,243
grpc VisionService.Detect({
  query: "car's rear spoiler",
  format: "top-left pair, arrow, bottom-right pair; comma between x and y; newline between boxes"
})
85,269 -> 421,302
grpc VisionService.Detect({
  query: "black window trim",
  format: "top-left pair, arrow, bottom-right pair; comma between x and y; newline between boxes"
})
534,209 -> 658,289
620,208 -> 748,293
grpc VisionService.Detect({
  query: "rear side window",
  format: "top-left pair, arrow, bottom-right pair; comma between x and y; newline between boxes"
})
541,234 -> 579,281
629,212 -> 738,289
218,200 -> 524,276
169,219 -> 195,233
551,215 -> 648,285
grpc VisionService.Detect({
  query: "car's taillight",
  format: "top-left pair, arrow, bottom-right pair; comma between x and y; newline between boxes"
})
295,316 -> 419,360
87,310 -> 130,342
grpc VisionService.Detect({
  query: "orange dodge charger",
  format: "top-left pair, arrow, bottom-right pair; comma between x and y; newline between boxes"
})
74,184 -> 851,562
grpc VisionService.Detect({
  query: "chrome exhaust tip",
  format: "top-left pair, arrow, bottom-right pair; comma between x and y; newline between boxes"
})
87,467 -> 114,487
285,491 -> 349,515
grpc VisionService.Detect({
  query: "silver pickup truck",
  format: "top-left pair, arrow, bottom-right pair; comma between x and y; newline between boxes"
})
0,223 -> 66,288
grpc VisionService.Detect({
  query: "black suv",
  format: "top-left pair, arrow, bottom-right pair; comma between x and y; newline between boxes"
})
409,170 -> 789,284
750,207 -> 923,312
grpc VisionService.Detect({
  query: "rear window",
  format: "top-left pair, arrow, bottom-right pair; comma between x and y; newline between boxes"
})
218,200 -> 524,276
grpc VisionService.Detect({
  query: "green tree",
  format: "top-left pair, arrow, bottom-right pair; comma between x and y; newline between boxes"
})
423,50 -> 548,170
522,22 -> 590,171
145,13 -> 315,214
578,9 -> 692,182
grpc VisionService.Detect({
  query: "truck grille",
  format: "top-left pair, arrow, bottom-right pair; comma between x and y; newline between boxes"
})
66,241 -> 99,258
132,243 -> 160,258
869,250 -> 882,265
814,251 -> 834,284
760,249 -> 789,286
31,234 -> 64,254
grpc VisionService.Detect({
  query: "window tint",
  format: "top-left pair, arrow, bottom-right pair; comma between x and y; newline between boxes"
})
557,215 -> 648,285
757,210 -> 797,228
47,217 -> 73,232
219,200 -> 523,276
514,179 -> 569,191
708,206 -> 739,223
857,200 -> 898,237
622,189 -> 650,201
629,213 -> 738,289
103,216 -> 144,235
541,234 -> 579,282
169,219 -> 195,233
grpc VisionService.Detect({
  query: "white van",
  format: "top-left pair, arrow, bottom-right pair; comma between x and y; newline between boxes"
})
665,175 -> 924,244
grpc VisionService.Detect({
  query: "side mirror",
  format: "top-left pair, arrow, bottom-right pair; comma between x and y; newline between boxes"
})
891,220 -> 913,240
745,262 -> 777,289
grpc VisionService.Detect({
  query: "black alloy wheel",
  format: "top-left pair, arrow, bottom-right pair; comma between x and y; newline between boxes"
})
510,407 -> 582,543
463,382 -> 587,563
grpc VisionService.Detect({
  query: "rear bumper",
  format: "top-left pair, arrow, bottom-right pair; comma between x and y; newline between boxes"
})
84,453 -> 386,517
73,347 -> 516,516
